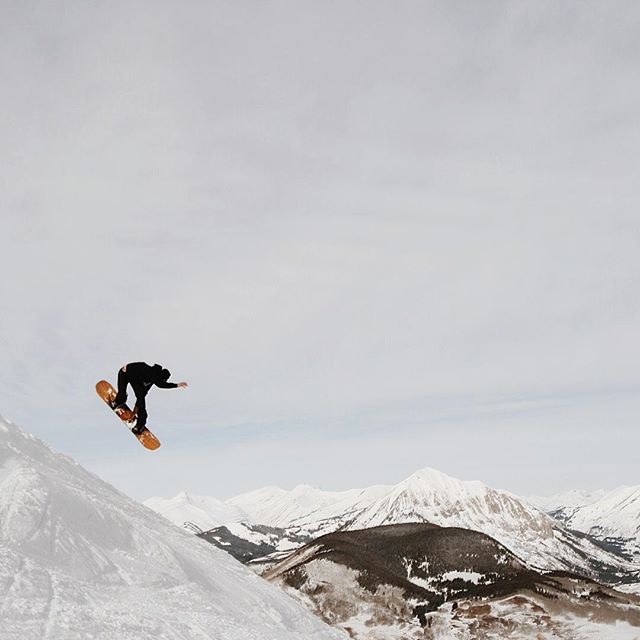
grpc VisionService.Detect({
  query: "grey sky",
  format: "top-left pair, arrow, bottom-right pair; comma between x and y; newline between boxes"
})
2,1 -> 639,500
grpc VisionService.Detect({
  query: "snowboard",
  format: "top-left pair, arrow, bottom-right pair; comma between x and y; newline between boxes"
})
95,380 -> 161,450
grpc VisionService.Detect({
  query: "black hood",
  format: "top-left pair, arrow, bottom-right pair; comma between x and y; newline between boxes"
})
151,364 -> 171,382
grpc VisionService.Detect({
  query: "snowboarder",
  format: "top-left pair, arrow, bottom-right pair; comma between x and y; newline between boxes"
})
111,362 -> 188,434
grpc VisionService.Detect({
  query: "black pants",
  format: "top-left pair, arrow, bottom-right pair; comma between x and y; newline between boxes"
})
115,367 -> 148,426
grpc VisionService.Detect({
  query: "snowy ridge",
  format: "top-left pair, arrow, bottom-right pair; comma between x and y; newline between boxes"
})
527,489 -> 607,514
144,491 -> 247,532
227,483 -> 391,534
0,415 -> 346,640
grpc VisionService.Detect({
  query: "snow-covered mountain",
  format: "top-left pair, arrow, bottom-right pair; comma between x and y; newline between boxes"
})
0,415 -> 346,640
227,483 -> 391,535
534,485 -> 640,565
148,468 -> 637,585
341,468 -> 635,581
147,483 -> 394,560
347,468 -> 553,547
566,486 -> 640,544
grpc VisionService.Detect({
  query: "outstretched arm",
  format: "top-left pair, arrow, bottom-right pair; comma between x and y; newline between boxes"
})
155,380 -> 188,389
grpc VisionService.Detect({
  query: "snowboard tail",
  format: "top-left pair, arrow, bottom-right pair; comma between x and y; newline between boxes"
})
95,380 -> 161,450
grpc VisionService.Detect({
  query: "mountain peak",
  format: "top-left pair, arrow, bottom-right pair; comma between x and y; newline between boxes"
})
291,483 -> 320,494
402,466 -> 471,489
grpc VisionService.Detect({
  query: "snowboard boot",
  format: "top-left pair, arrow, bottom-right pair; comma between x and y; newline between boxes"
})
131,422 -> 147,435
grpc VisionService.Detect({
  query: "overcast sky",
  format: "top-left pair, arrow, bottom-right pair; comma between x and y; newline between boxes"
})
2,0 -> 639,501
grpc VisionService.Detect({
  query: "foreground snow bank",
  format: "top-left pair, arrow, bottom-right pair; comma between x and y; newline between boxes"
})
0,415 -> 346,640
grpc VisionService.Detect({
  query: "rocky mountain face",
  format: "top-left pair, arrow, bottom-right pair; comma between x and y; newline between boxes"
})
264,523 -> 640,640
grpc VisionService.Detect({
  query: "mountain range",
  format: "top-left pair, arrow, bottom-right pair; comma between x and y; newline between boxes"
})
147,468 -> 639,587
148,474 -> 640,639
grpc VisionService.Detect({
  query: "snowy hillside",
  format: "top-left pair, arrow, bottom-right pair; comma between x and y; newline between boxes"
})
266,523 -> 640,640
0,415 -> 346,640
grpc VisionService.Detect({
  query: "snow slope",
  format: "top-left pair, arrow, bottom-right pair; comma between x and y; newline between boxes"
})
0,415 -> 346,640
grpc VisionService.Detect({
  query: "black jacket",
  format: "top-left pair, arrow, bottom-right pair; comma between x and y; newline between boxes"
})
124,362 -> 177,396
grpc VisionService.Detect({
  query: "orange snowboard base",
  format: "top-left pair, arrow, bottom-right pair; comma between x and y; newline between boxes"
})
95,380 -> 161,450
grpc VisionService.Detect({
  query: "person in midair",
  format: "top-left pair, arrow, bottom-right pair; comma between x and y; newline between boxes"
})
111,362 -> 188,434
